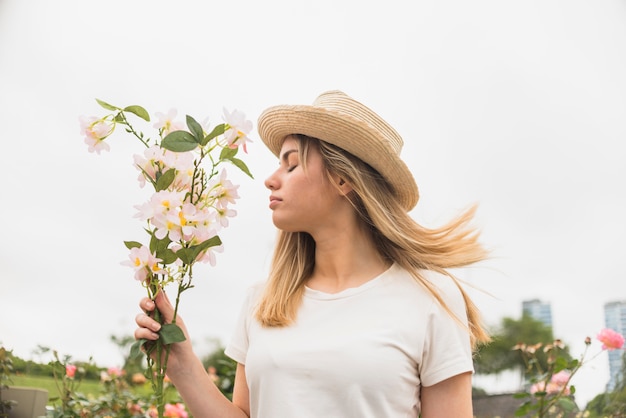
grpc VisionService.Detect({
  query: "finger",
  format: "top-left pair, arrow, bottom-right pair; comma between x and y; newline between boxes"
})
134,313 -> 160,341
134,326 -> 160,341
139,297 -> 155,314
151,292 -> 191,340
135,313 -> 161,333
153,290 -> 176,323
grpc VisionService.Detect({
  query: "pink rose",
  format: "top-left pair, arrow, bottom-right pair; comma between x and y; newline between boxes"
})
551,370 -> 570,386
529,381 -> 546,394
597,328 -> 625,350
65,364 -> 77,378
529,371 -> 571,396
128,403 -> 144,413
164,403 -> 188,418
107,366 -> 123,377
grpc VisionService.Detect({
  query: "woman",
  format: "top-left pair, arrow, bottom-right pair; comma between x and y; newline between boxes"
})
135,90 -> 490,417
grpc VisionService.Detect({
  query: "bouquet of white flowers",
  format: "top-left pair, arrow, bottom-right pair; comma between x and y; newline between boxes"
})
80,99 -> 253,417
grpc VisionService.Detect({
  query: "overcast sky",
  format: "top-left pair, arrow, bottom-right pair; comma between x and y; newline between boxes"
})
1,0 -> 625,408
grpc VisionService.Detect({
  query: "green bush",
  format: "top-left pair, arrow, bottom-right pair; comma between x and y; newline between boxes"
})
1,346 -> 17,418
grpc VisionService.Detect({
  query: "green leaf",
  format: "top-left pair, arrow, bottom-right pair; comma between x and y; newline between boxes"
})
186,115 -> 204,143
162,130 -> 199,152
556,397 -> 577,411
155,168 -> 176,191
160,323 -> 186,345
95,98 -> 119,111
176,248 -> 192,265
129,340 -> 146,360
219,146 -> 253,178
123,105 -> 150,122
124,241 -> 143,249
157,248 -> 178,265
554,356 -> 568,372
202,123 -> 226,146
228,157 -> 254,179
150,234 -> 171,255
219,146 -> 238,160
514,401 -> 531,416
176,236 -> 222,265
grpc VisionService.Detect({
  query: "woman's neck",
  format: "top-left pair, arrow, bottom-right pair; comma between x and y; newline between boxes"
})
307,225 -> 390,294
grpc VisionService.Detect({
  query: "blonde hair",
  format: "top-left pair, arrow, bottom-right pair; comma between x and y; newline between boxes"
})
255,135 -> 490,348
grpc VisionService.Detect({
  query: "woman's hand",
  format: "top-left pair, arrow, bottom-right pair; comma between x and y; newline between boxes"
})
134,291 -> 250,418
134,290 -> 195,380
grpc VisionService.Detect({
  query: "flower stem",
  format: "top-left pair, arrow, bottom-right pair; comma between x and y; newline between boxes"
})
146,276 -> 167,418
117,111 -> 150,148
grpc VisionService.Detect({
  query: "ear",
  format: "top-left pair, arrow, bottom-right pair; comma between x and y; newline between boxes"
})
337,178 -> 353,195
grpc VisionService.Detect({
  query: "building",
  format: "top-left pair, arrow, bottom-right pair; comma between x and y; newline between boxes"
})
604,300 -> 626,391
522,299 -> 553,329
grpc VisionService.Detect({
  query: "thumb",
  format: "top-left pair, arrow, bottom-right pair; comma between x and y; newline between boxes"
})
153,289 -> 190,341
153,289 -> 175,324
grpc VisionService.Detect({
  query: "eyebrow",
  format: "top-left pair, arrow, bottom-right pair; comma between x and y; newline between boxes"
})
280,149 -> 298,164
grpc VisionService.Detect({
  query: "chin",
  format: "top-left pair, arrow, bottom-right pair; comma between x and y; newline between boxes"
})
272,216 -> 306,234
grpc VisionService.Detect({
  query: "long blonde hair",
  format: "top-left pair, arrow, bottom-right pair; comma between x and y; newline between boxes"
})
255,135 -> 490,348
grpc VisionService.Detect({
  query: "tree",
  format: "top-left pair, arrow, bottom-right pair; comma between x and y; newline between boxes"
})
201,343 -> 237,400
586,351 -> 626,417
0,346 -> 16,418
474,314 -> 558,375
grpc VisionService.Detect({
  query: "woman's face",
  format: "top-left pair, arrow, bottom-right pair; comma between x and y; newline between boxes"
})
264,136 -> 346,233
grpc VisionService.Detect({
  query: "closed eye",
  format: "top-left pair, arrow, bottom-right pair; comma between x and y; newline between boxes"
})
280,148 -> 299,173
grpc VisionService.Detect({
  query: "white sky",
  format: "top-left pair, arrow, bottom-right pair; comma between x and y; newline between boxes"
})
1,0 -> 625,408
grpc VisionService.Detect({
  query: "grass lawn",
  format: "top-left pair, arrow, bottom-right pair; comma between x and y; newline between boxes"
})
8,374 -> 180,407
10,375 -> 104,405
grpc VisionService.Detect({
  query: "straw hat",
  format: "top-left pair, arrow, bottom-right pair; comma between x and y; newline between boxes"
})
257,90 -> 419,211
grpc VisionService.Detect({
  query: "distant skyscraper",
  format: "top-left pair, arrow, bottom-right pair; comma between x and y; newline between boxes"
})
522,299 -> 553,329
604,301 -> 626,391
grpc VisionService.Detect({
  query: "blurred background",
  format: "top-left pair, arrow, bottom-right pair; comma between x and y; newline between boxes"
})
1,0 -> 625,408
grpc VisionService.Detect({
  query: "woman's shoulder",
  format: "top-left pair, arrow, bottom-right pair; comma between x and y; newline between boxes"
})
231,280 -> 267,321
243,280 -> 266,303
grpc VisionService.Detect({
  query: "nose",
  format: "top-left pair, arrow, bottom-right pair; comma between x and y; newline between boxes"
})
264,169 -> 280,190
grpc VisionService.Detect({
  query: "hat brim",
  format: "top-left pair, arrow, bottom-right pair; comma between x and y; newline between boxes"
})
258,104 -> 419,211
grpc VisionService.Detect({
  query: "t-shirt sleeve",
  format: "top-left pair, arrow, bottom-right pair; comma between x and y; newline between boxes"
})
418,274 -> 474,387
224,283 -> 262,365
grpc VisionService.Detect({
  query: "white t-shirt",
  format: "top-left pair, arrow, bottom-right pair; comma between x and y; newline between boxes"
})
225,264 -> 474,418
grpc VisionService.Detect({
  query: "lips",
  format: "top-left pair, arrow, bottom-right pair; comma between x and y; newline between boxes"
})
269,195 -> 282,209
